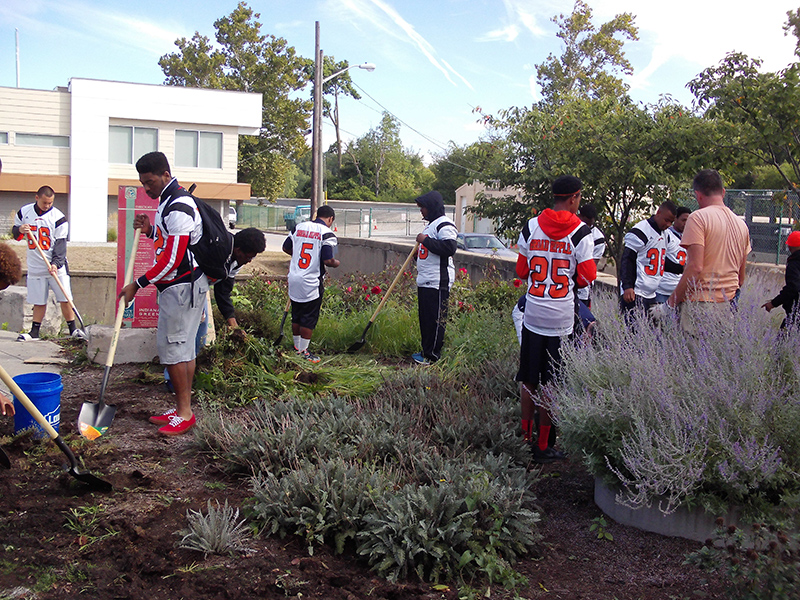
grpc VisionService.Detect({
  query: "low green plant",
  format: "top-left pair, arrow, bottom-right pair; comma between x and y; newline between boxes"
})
589,516 -> 614,541
176,500 -> 250,556
63,505 -> 119,551
686,520 -> 800,600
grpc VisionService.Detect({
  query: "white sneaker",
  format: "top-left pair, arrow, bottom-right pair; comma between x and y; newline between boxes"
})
71,329 -> 88,340
16,333 -> 38,342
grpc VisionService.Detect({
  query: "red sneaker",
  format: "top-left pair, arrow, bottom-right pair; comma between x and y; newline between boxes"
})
149,409 -> 176,425
158,413 -> 196,436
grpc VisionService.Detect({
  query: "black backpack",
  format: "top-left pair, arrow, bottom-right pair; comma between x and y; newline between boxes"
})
166,186 -> 234,281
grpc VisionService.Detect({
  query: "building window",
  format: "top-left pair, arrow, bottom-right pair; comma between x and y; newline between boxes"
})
175,130 -> 222,169
15,133 -> 69,148
109,126 -> 157,164
0,132 -> 8,144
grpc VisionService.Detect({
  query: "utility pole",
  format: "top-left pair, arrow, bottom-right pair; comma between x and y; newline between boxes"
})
310,22 -> 323,218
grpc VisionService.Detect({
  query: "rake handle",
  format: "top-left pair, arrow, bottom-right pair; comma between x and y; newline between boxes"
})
366,242 -> 419,325
25,231 -> 82,325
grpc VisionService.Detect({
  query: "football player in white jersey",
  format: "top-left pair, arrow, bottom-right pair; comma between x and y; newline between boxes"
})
655,206 -> 691,303
119,152 -> 208,436
12,186 -> 83,341
516,175 -> 596,463
413,191 -> 457,365
619,201 -> 677,321
282,205 -> 340,363
576,204 -> 606,308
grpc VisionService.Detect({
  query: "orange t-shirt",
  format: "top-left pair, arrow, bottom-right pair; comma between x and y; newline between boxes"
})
680,205 -> 751,302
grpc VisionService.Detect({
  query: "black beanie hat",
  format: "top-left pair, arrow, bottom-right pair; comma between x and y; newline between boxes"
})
552,175 -> 582,196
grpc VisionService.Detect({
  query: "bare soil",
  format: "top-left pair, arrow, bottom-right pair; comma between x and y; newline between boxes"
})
0,356 -> 724,600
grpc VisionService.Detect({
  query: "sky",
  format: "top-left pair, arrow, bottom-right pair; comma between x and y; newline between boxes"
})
1,0 -> 798,163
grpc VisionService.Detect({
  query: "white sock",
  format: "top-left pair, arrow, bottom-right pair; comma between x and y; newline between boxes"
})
293,335 -> 301,350
297,337 -> 310,352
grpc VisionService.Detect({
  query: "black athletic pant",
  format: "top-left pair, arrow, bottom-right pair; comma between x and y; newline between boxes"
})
418,286 -> 449,362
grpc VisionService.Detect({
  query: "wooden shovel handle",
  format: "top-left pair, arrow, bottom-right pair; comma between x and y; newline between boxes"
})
107,230 -> 141,368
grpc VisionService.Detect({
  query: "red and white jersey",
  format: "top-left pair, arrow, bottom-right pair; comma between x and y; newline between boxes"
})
517,210 -> 595,337
656,226 -> 686,296
622,219 -> 666,299
416,215 -> 457,290
145,179 -> 203,289
286,219 -> 338,302
14,203 -> 69,277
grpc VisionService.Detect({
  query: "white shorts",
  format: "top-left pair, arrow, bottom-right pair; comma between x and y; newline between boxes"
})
156,276 -> 209,365
26,271 -> 72,305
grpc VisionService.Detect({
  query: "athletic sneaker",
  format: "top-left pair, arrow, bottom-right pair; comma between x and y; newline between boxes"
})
533,446 -> 566,464
16,333 -> 39,342
149,408 -> 177,425
411,352 -> 431,365
298,349 -> 320,363
158,413 -> 196,436
70,329 -> 88,340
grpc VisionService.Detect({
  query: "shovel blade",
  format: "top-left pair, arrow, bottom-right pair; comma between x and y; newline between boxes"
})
78,402 -> 117,440
347,339 -> 366,353
69,468 -> 113,492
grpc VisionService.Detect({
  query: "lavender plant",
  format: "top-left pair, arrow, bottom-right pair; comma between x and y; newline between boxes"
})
552,272 -> 800,520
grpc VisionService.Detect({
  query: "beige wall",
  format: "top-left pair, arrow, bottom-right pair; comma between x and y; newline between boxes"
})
0,87 -> 71,177
454,181 -> 525,234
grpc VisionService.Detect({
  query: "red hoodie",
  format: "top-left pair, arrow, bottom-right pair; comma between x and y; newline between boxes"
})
516,209 -> 597,288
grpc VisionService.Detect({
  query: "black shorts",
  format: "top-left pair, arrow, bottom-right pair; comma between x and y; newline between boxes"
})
291,294 -> 323,330
515,327 -> 562,387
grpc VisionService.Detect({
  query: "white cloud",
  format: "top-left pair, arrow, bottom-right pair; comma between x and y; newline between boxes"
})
337,0 -> 474,89
478,25 -> 520,43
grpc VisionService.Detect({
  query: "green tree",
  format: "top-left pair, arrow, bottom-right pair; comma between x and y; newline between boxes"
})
430,141 -> 508,204
330,113 -> 433,202
688,51 -> 800,194
159,2 -> 311,200
469,97 -> 723,267
304,56 -> 362,170
536,0 -> 638,104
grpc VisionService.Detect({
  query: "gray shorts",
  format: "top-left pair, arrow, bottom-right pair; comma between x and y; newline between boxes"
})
156,276 -> 209,365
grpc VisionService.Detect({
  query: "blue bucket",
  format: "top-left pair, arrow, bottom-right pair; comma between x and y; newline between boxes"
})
12,372 -> 63,439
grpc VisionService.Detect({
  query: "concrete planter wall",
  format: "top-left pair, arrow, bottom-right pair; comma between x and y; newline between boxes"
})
594,477 -> 743,542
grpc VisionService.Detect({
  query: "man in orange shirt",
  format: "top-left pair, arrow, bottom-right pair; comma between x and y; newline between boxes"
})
666,169 -> 751,335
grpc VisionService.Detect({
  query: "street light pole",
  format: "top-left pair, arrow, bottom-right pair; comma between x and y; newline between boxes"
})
310,21 -> 375,217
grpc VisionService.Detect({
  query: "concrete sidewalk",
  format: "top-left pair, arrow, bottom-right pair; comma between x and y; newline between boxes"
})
0,330 -> 66,396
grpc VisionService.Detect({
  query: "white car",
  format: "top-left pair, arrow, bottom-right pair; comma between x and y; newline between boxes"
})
228,206 -> 237,229
456,233 -> 517,259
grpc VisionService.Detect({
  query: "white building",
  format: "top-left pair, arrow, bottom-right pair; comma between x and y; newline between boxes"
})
0,78 -> 262,242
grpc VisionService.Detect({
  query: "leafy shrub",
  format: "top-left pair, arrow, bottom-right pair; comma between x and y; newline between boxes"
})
553,275 -> 800,520
686,520 -> 800,600
176,500 -> 250,556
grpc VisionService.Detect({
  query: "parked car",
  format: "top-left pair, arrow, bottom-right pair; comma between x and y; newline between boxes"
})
228,206 -> 237,229
456,233 -> 517,259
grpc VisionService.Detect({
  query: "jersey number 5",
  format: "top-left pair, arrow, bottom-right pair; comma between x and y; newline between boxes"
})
528,256 -> 570,298
297,243 -> 314,269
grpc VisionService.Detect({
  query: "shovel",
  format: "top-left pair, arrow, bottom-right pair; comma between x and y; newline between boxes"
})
348,242 -> 419,353
25,231 -> 86,334
0,363 -> 112,491
78,229 -> 141,440
274,298 -> 292,345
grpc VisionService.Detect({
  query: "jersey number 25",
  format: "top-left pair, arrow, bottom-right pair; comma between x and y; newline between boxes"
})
528,256 -> 570,298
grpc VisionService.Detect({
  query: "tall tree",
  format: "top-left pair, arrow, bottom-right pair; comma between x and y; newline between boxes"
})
159,2 -> 311,200
469,97 -> 723,268
689,51 -> 800,194
536,0 -> 638,104
430,141 -> 508,204
330,113 -> 433,202
304,56 -> 362,170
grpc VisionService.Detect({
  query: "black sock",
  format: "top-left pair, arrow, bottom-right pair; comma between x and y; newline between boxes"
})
30,322 -> 41,338
67,320 -> 77,334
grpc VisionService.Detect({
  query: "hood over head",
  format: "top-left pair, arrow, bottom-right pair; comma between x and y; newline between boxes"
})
415,190 -> 445,220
